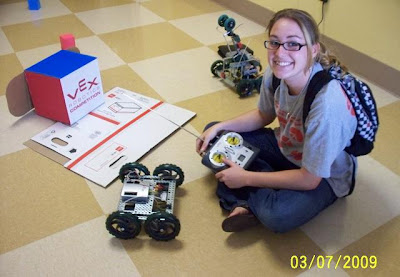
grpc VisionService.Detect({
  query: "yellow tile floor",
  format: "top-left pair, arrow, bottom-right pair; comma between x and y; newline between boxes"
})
0,0 -> 399,276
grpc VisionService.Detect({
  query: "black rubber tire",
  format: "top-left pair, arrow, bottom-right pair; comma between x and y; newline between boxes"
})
144,212 -> 181,241
236,79 -> 255,97
106,211 -> 141,239
211,60 -> 223,77
254,76 -> 263,93
118,162 -> 150,182
153,164 -> 185,186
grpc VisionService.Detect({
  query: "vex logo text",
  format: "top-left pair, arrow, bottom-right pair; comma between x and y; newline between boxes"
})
67,77 -> 98,100
67,76 -> 102,113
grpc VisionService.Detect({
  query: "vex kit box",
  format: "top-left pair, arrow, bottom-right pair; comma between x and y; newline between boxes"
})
24,50 -> 104,125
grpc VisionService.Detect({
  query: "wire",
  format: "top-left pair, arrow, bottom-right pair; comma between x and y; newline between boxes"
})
239,39 -> 251,61
318,2 -> 326,27
124,93 -> 204,141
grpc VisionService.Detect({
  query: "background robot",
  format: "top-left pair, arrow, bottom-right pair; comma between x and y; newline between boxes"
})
211,14 -> 263,97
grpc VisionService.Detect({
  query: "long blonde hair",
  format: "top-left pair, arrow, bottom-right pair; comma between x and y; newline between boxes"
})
267,9 -> 347,73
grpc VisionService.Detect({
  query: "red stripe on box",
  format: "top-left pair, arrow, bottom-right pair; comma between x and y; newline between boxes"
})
89,112 -> 120,125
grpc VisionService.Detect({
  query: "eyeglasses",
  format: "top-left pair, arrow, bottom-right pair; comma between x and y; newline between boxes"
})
264,40 -> 307,51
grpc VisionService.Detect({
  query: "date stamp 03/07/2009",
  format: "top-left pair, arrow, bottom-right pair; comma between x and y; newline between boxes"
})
290,255 -> 378,270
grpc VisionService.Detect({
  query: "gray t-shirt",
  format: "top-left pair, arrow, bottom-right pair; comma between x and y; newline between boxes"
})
258,63 -> 357,197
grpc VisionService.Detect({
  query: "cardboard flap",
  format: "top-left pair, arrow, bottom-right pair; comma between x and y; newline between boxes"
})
6,73 -> 34,116
24,140 -> 70,165
67,47 -> 80,54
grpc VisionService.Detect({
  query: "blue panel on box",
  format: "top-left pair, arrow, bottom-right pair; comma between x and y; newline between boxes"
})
26,50 -> 97,79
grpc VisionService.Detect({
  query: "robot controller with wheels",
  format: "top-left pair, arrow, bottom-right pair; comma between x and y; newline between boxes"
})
106,163 -> 184,241
211,14 -> 263,97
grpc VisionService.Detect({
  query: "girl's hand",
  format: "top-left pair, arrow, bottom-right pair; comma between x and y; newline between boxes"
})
215,158 -> 248,189
196,125 -> 220,155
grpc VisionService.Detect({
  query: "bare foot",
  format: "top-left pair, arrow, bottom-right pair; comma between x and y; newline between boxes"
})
228,206 -> 250,218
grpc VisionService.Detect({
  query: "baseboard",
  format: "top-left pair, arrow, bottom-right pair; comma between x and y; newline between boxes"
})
213,0 -> 400,96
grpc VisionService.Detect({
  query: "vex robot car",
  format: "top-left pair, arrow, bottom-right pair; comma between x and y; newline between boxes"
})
211,14 -> 263,97
106,162 -> 184,241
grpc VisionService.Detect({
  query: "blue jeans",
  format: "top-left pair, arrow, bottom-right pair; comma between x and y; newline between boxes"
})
204,122 -> 338,233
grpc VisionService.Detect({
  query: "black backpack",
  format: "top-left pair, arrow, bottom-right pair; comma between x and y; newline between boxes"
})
272,65 -> 379,157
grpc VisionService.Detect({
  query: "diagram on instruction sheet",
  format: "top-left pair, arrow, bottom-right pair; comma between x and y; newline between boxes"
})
108,102 -> 142,113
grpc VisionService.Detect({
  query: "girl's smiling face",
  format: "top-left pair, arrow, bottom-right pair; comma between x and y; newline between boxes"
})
267,18 -> 318,88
